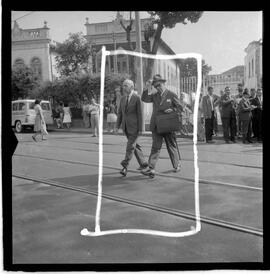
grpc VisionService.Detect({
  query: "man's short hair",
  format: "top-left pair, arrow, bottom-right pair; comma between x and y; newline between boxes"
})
34,99 -> 41,105
243,89 -> 249,96
123,79 -> 134,89
208,86 -> 213,91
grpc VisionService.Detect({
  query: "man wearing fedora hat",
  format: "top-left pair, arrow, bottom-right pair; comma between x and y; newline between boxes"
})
141,74 -> 183,178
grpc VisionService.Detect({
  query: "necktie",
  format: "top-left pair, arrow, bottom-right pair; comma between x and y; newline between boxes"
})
209,95 -> 213,111
125,95 -> 129,113
157,90 -> 162,104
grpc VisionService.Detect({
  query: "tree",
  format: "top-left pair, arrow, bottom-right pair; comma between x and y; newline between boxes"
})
179,58 -> 212,78
145,11 -> 204,79
38,73 -> 130,107
54,32 -> 92,77
116,12 -> 136,81
117,11 -> 134,51
12,65 -> 40,100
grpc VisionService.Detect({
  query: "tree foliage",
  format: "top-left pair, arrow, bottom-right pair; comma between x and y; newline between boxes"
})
38,73 -> 130,107
12,65 -> 40,100
179,58 -> 212,78
54,32 -> 92,77
145,11 -> 204,79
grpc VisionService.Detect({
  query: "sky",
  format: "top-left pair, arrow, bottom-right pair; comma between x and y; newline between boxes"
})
11,11 -> 262,74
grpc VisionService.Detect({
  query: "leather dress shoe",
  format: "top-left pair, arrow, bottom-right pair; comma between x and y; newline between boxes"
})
120,167 -> 127,176
141,168 -> 155,178
173,164 -> 181,173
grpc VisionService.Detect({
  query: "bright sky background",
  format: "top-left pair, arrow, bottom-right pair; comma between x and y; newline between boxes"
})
11,11 -> 262,74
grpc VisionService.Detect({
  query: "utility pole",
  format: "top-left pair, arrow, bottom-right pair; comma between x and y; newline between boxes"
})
135,11 -> 145,132
112,32 -> 118,73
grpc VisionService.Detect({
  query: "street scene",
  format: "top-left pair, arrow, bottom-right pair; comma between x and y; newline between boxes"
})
13,131 -> 262,263
10,11 -> 263,267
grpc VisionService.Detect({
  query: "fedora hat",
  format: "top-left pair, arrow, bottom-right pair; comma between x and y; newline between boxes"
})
152,74 -> 166,84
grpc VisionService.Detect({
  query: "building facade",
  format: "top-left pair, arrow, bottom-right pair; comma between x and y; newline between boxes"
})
180,65 -> 244,97
84,16 -> 181,126
244,39 -> 262,90
11,21 -> 58,82
204,65 -> 244,96
84,17 -> 180,94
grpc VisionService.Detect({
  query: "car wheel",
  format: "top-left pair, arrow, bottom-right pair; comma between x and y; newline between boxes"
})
15,121 -> 22,133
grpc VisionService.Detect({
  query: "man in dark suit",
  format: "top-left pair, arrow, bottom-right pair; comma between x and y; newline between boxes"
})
235,84 -> 244,138
116,79 -> 148,176
220,86 -> 237,143
202,86 -> 219,143
250,88 -> 263,142
141,74 -> 183,178
249,88 -> 257,138
238,89 -> 255,144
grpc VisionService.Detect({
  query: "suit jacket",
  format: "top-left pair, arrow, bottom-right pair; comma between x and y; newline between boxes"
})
202,94 -> 219,119
250,96 -> 263,117
238,98 -> 252,121
220,94 -> 236,118
116,92 -> 142,135
141,88 -> 183,132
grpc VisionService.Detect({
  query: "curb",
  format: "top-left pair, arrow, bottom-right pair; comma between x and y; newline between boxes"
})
49,128 -> 225,140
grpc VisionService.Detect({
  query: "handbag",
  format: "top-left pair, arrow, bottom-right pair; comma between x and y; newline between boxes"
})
156,111 -> 180,134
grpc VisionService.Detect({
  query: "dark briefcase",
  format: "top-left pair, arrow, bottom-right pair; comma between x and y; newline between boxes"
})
156,112 -> 180,134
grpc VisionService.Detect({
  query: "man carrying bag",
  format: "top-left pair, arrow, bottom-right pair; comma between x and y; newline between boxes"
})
141,74 -> 183,178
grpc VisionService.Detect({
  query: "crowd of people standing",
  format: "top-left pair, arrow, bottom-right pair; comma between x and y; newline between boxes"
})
48,82 -> 262,146
200,84 -> 262,144
32,77 -> 262,178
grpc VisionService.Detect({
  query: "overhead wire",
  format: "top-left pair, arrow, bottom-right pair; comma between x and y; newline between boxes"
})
12,11 -> 35,22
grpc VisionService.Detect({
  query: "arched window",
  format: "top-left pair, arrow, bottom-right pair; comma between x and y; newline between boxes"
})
30,57 -> 42,79
13,58 -> 25,69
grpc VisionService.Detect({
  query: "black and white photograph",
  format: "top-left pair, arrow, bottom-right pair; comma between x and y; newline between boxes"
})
4,10 -> 264,270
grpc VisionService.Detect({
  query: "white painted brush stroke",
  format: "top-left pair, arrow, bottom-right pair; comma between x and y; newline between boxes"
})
81,46 -> 202,237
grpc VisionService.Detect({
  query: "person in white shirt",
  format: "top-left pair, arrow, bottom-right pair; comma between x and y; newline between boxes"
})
89,98 -> 100,137
82,99 -> 90,128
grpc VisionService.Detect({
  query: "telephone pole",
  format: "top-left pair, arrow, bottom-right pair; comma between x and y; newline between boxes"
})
135,11 -> 145,132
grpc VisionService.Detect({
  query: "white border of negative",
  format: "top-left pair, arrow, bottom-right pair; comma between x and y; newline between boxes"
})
81,47 -> 202,237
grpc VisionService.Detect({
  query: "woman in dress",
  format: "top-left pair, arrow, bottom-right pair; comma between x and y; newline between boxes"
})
63,103 -> 72,128
89,98 -> 100,137
32,99 -> 47,141
82,99 -> 90,128
106,100 -> 117,133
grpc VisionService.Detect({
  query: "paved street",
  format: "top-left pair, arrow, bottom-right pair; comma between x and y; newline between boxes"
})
12,131 -> 263,263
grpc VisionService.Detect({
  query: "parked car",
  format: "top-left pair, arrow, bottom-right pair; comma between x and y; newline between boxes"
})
12,99 -> 54,133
